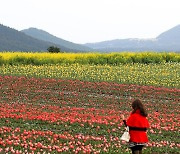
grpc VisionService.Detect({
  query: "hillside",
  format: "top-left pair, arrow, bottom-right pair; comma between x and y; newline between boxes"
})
21,28 -> 92,52
84,39 -> 158,52
0,24 -> 74,52
84,25 -> 180,52
157,25 -> 180,42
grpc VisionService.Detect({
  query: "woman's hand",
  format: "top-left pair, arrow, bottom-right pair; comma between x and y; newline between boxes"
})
121,114 -> 125,120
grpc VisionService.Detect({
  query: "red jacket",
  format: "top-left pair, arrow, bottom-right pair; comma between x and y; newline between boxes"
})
126,109 -> 150,143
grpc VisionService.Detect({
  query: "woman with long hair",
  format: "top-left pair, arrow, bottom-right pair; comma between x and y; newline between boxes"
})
121,99 -> 150,154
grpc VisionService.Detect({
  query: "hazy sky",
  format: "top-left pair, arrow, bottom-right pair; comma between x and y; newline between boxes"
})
0,0 -> 180,43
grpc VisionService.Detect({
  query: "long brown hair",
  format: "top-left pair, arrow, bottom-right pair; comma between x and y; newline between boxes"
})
132,99 -> 148,117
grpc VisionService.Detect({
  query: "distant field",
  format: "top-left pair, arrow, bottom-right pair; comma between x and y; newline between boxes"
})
0,52 -> 180,65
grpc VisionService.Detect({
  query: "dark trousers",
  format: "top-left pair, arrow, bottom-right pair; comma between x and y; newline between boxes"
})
130,145 -> 144,154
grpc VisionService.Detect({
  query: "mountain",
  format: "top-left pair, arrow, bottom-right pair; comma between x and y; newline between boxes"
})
84,25 -> 180,52
157,25 -> 180,42
84,39 -> 158,52
156,25 -> 180,51
0,24 -> 78,52
21,28 -> 92,52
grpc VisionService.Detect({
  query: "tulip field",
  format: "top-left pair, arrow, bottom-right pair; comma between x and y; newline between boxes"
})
0,52 -> 180,153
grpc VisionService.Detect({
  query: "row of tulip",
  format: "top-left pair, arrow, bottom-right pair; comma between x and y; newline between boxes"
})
0,52 -> 179,65
0,63 -> 179,88
0,75 -> 179,153
0,126 -> 179,154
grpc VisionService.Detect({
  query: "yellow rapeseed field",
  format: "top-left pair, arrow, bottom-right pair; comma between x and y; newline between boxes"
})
0,52 -> 179,65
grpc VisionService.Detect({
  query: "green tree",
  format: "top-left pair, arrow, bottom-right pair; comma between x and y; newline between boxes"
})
47,46 -> 61,53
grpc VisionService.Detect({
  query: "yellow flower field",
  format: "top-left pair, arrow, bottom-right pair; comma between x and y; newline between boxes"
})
0,63 -> 179,88
0,52 -> 179,65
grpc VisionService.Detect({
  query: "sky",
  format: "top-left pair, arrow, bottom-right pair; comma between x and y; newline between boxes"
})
0,0 -> 180,44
